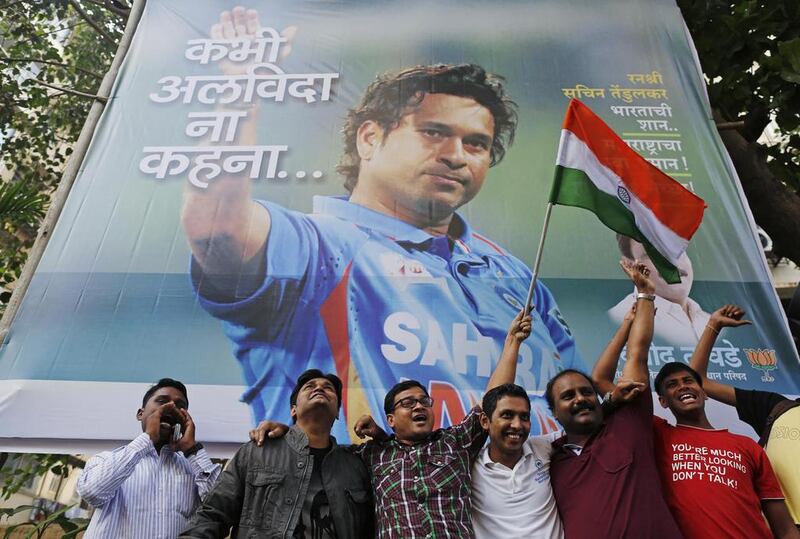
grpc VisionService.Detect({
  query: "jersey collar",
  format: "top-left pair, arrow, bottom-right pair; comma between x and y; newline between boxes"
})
312,196 -> 474,250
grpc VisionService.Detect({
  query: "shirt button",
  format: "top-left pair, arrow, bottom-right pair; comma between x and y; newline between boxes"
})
413,477 -> 419,482
285,497 -> 292,505
297,462 -> 305,468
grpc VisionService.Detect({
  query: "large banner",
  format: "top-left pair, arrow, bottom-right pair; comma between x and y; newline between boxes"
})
1,0 -> 797,453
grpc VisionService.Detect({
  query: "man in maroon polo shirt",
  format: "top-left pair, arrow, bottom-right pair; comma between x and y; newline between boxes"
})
547,261 -> 682,539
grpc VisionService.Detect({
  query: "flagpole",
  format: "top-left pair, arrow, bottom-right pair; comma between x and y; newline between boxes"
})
524,202 -> 554,316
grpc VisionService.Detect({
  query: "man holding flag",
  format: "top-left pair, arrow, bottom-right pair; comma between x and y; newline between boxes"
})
546,261 -> 683,538
535,99 -> 705,537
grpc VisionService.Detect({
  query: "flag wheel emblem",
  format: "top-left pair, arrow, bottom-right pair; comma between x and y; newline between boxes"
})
617,185 -> 631,204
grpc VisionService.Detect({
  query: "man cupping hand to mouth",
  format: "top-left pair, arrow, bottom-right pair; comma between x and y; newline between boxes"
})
77,379 -> 220,539
140,394 -> 197,454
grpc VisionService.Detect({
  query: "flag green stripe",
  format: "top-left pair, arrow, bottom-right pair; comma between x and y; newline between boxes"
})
552,165 -> 680,283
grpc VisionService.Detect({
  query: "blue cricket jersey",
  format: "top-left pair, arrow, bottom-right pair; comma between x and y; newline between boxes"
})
192,196 -> 584,441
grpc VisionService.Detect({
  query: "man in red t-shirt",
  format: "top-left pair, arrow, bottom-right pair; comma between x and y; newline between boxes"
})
592,269 -> 799,539
650,362 -> 797,539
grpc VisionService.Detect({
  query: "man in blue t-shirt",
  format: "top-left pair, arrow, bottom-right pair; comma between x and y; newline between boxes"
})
183,10 -> 584,441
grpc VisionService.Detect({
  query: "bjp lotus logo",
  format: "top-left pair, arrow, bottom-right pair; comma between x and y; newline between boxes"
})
744,349 -> 778,382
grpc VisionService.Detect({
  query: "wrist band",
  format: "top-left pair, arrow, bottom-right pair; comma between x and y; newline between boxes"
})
635,292 -> 656,301
706,324 -> 720,335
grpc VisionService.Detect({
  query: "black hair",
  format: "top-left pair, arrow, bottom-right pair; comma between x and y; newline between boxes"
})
142,378 -> 188,408
290,369 -> 343,408
383,380 -> 429,416
338,63 -> 518,192
544,369 -> 597,410
654,362 -> 703,396
482,384 -> 531,419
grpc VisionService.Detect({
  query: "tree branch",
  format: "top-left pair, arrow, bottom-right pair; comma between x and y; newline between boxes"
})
715,121 -> 745,130
24,78 -> 107,103
80,0 -> 130,18
0,57 -> 103,79
717,123 -> 800,267
67,0 -> 118,46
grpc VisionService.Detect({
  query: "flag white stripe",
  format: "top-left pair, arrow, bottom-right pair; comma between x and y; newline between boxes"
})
556,129 -> 689,265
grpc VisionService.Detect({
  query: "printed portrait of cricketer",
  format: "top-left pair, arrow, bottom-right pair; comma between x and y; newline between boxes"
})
183,7 -> 584,442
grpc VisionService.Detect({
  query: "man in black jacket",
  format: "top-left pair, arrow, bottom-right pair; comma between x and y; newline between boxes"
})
180,369 -> 374,538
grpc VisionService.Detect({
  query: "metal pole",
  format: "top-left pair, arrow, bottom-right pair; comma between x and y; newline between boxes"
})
0,0 -> 147,345
524,202 -> 554,316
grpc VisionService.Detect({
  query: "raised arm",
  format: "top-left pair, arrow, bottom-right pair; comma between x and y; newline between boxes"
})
77,403 -> 174,507
592,304 -> 635,394
76,434 -> 154,508
617,260 -> 656,386
486,311 -> 532,392
182,8 -> 296,288
688,304 -> 751,406
176,408 -> 222,498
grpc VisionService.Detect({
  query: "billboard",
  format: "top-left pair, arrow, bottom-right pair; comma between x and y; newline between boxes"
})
0,0 -> 797,454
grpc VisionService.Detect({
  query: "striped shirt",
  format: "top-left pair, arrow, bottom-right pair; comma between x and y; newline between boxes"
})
356,407 -> 487,539
77,433 -> 221,539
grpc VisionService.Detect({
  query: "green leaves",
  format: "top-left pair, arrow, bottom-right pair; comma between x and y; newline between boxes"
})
0,181 -> 49,227
677,0 -> 800,263
777,37 -> 800,83
0,1 -> 126,311
1,503 -> 89,539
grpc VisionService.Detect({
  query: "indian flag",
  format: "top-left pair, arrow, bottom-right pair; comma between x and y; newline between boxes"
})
551,99 -> 706,283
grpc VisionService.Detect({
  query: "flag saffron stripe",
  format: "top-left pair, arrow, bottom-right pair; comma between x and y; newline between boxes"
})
561,99 -> 705,239
554,129 -> 690,266
552,165 -> 681,283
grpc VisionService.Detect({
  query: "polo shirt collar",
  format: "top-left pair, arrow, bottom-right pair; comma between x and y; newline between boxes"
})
552,425 -> 604,457
480,440 -> 533,469
312,195 -> 473,248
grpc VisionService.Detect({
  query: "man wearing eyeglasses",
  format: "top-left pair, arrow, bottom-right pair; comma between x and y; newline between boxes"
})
350,312 -> 533,539
250,313 -> 532,538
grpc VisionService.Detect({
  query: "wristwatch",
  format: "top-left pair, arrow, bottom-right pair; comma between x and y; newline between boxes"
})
183,442 -> 203,458
636,292 -> 656,301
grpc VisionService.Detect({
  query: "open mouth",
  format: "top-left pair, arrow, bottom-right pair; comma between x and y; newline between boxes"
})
160,414 -> 179,429
412,412 -> 428,423
678,393 -> 698,404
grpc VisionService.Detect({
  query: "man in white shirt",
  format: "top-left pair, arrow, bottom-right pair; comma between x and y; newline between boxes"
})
471,383 -> 563,539
77,378 -> 221,539
471,304 -> 646,539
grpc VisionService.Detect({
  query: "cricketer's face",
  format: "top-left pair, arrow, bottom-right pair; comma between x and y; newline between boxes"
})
354,93 -> 495,225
